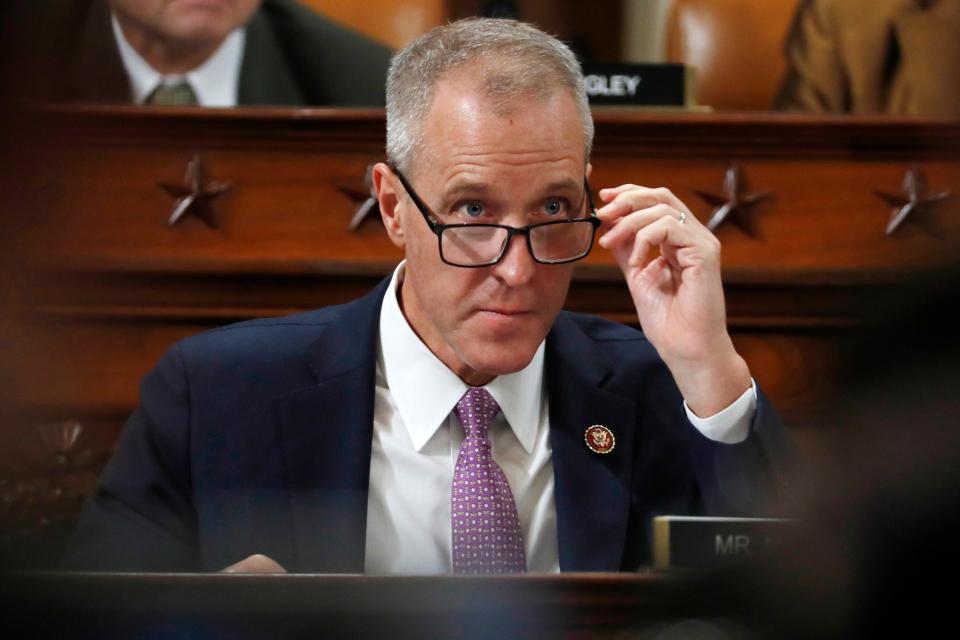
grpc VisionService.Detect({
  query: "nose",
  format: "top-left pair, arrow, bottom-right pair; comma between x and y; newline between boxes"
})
492,233 -> 537,286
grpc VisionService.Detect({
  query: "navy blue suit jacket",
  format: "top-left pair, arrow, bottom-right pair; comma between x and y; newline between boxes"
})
65,278 -> 791,572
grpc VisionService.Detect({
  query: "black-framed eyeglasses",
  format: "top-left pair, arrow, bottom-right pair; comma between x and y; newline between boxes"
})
392,168 -> 601,268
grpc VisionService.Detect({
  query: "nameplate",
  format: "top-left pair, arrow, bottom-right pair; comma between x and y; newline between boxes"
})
652,516 -> 792,569
581,62 -> 692,107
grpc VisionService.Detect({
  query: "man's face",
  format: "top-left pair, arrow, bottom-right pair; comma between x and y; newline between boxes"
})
110,0 -> 260,45
387,76 -> 590,385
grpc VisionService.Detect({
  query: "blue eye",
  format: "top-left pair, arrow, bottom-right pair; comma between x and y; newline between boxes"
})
543,199 -> 568,216
459,202 -> 485,218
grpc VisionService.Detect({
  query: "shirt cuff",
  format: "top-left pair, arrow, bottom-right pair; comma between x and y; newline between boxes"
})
683,379 -> 757,444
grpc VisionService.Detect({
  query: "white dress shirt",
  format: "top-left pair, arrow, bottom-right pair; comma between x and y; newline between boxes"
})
111,13 -> 245,107
364,264 -> 757,574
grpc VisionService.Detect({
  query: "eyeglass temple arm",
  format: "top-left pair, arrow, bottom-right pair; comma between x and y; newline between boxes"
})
583,177 -> 598,215
391,166 -> 442,233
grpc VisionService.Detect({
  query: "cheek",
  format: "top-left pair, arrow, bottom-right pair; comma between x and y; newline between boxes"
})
405,239 -> 481,324
236,0 -> 262,24
403,227 -> 440,282
538,267 -> 574,311
115,0 -> 164,24
428,268 -> 482,320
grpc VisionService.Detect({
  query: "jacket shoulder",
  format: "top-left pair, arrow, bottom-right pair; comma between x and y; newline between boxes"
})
553,310 -> 671,390
559,310 -> 650,344
182,306 -> 328,351
174,294 -> 371,370
256,0 -> 391,105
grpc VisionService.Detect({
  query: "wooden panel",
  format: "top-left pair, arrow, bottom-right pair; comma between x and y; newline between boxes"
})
20,108 -> 960,280
19,108 -> 396,274
12,318 -> 205,414
12,109 -> 960,419
0,415 -> 121,568
24,147 -> 400,271
593,158 -> 960,274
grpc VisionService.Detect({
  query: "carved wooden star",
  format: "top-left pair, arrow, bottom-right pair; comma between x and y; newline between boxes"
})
338,164 -> 380,231
874,165 -> 951,236
158,155 -> 232,228
693,164 -> 771,234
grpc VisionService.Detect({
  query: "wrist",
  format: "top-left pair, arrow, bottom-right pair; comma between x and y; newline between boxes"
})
665,346 -> 752,418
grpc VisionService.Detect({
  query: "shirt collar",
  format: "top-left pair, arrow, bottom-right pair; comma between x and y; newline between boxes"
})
111,12 -> 245,107
378,262 -> 544,454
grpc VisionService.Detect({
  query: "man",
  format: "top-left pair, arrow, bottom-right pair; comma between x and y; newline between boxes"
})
776,0 -> 960,115
65,18 -> 790,574
31,0 -> 390,106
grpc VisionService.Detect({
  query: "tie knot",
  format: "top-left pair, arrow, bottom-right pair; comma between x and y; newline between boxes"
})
147,79 -> 198,106
454,387 -> 500,439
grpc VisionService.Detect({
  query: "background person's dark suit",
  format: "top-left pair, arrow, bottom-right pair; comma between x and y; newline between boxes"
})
29,0 -> 391,106
64,278 -> 791,573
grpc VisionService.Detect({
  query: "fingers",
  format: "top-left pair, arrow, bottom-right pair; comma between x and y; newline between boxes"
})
594,184 -> 719,271
597,186 -> 694,223
598,184 -> 643,201
624,215 -> 694,268
598,203 -> 686,251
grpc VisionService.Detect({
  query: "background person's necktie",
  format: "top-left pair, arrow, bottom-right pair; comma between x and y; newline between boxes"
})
451,387 -> 527,574
146,79 -> 198,106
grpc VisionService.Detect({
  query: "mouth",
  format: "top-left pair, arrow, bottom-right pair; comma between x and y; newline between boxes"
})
474,308 -> 535,334
175,0 -> 232,10
478,308 -> 532,317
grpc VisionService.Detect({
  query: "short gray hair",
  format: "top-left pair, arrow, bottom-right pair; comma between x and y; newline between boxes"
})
385,17 -> 594,174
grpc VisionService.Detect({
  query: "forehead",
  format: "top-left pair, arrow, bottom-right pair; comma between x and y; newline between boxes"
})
413,74 -> 586,185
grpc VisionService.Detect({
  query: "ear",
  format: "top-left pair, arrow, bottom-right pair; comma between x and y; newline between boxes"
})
372,162 -> 405,249
586,162 -> 593,180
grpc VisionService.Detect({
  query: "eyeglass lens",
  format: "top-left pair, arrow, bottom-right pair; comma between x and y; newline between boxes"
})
441,220 -> 595,266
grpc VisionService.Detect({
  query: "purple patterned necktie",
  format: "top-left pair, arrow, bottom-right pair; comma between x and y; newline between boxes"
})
451,387 -> 527,574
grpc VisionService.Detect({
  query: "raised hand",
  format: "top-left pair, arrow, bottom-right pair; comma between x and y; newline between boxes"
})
597,185 -> 751,417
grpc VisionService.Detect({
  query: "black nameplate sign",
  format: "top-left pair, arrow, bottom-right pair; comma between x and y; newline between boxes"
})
652,516 -> 792,569
581,62 -> 690,107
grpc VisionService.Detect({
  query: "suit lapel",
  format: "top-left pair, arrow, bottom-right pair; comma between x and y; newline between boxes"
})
546,313 -> 636,571
239,9 -> 307,106
273,280 -> 389,572
70,0 -> 131,102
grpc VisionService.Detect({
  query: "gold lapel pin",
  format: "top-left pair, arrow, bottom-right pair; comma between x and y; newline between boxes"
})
584,425 -> 615,454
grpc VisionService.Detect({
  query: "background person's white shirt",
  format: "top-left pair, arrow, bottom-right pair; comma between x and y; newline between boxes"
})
111,13 -> 244,107
364,263 -> 757,574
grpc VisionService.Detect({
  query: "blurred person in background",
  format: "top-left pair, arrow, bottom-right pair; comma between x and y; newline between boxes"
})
721,263 -> 960,638
22,0 -> 391,107
776,0 -> 960,115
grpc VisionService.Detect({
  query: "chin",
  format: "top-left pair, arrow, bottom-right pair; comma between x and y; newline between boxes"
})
172,22 -> 229,44
461,341 -> 540,379
172,10 -> 235,36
